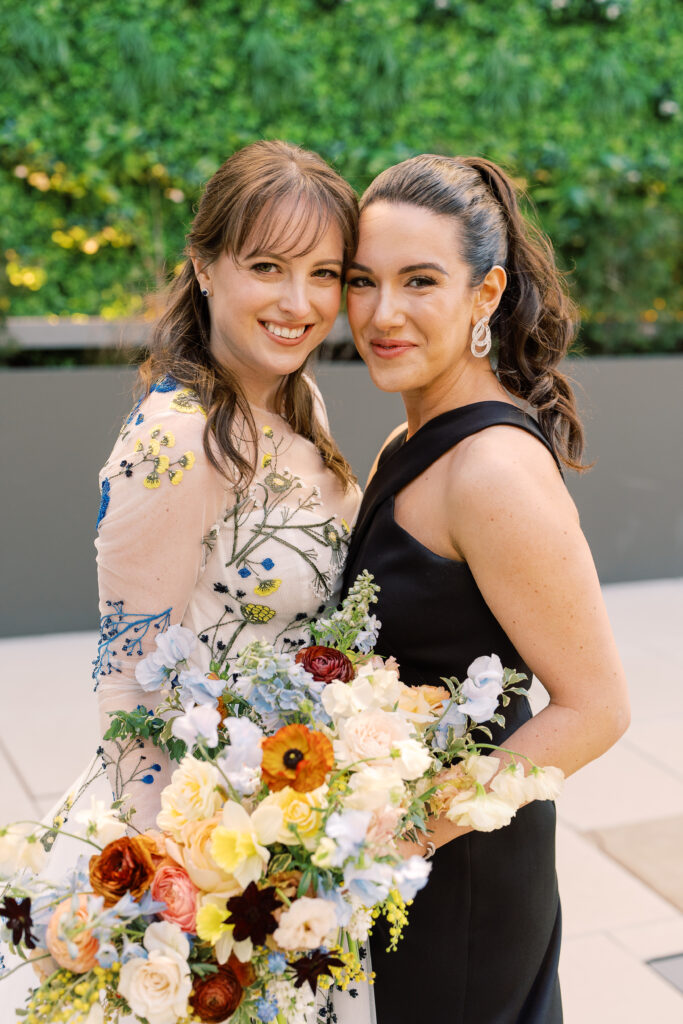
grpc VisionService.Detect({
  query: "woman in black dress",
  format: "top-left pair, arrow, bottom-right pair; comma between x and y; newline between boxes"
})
341,156 -> 631,1023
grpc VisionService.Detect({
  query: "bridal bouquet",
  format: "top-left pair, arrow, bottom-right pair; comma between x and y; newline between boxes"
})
0,573 -> 562,1024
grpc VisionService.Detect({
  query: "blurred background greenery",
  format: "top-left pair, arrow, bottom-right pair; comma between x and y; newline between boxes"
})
1,0 -> 681,359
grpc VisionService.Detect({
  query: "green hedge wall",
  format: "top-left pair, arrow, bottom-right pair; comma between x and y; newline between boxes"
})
1,0 -> 681,353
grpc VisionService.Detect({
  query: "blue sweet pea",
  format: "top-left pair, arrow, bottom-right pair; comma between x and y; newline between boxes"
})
96,942 -> 118,968
178,668 -> 224,708
343,862 -> 394,904
392,855 -> 431,901
325,809 -> 372,866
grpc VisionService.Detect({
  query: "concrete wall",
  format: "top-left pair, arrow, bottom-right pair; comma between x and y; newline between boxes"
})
1,356 -> 681,637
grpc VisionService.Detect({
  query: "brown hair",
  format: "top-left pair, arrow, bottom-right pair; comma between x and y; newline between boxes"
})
361,154 -> 586,470
138,140 -> 358,490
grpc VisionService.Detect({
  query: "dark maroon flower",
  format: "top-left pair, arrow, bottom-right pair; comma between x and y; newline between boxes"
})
292,949 -> 344,994
190,958 -> 250,1022
295,646 -> 354,683
226,881 -> 281,946
0,896 -> 37,949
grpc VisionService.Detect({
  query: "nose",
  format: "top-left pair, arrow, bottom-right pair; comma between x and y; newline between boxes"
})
277,279 -> 313,321
371,287 -> 406,332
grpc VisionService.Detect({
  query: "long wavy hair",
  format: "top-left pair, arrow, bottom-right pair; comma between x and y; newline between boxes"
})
361,155 -> 586,470
138,140 -> 359,490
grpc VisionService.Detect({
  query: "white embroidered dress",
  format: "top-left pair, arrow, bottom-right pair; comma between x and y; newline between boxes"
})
2,374 -> 373,1023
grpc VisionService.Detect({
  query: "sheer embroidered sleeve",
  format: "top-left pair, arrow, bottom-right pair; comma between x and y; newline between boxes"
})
93,382 -> 229,830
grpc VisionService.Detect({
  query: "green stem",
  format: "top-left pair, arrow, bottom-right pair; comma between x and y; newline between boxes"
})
9,821 -> 102,851
471,743 -> 540,769
0,951 -> 50,981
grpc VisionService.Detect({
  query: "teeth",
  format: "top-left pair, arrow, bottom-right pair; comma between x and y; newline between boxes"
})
264,322 -> 307,339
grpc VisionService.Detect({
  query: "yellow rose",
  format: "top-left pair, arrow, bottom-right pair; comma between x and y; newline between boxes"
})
260,784 -> 327,850
165,816 -> 241,899
156,757 -> 224,840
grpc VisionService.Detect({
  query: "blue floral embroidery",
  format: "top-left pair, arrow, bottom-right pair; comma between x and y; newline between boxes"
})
141,763 -> 162,784
135,412 -> 145,425
238,567 -> 252,578
261,557 -> 275,570
150,374 -> 177,393
96,477 -> 111,530
92,601 -> 171,688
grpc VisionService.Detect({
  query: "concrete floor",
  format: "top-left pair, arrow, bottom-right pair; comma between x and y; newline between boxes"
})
1,577 -> 682,1022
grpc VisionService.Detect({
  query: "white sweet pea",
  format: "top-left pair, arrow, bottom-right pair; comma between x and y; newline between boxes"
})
391,738 -> 433,780
118,949 -> 191,1024
459,653 -> 505,723
0,825 -> 47,876
321,665 -> 403,721
154,624 -> 197,669
522,765 -> 564,802
310,837 -> 338,868
272,897 -> 338,950
171,705 -> 221,749
445,790 -> 517,832
217,718 -> 264,797
74,797 -> 127,847
489,762 -> 528,807
462,753 -> 501,787
210,800 -> 283,888
135,652 -> 168,692
143,921 -> 191,964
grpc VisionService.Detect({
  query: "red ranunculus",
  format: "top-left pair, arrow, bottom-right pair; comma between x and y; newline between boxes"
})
190,957 -> 252,1022
295,645 -> 354,683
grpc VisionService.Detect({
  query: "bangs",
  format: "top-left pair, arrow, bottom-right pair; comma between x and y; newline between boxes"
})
233,186 -> 335,261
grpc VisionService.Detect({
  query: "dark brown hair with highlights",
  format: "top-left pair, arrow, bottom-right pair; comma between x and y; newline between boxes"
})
361,154 -> 586,470
138,140 -> 359,490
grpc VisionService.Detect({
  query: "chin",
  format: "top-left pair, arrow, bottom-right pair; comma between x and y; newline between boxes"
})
364,358 -> 416,395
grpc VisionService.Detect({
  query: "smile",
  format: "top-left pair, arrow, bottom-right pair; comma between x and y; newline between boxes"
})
260,321 -> 312,342
370,338 -> 416,359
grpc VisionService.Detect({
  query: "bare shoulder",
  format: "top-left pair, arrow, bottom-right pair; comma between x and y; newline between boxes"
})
366,421 -> 408,487
446,422 -> 580,547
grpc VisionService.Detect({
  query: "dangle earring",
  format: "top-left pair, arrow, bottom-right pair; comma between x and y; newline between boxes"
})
470,316 -> 491,358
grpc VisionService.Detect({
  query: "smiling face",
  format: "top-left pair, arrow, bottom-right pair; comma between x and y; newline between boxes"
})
346,201 -> 503,404
194,205 -> 344,408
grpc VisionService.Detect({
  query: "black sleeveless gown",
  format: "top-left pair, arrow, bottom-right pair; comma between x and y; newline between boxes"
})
342,402 -> 563,1024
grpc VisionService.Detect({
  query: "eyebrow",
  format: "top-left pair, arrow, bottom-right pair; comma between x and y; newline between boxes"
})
251,252 -> 343,267
349,261 -> 448,276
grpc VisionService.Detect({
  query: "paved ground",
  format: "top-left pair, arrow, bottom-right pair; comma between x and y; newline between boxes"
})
1,577 -> 682,1022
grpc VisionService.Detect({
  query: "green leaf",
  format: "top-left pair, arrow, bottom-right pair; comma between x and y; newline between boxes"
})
269,852 -> 292,874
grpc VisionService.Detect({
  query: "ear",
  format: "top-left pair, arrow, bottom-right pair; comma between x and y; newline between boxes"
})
471,265 -> 507,324
190,250 -> 212,297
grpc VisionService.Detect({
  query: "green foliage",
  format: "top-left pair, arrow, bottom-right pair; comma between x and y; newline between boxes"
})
1,0 -> 681,353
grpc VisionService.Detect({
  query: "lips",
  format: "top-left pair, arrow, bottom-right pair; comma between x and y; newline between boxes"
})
369,338 -> 416,359
259,320 -> 314,345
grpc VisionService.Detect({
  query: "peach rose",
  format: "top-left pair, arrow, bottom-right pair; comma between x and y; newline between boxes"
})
46,895 -> 99,973
151,863 -> 199,933
165,816 -> 241,898
366,805 -> 404,850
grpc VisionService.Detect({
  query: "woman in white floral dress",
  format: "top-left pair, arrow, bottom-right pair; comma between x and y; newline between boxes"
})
3,140 -> 365,1021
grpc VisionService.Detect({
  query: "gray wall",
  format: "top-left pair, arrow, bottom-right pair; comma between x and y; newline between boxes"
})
1,356 -> 681,637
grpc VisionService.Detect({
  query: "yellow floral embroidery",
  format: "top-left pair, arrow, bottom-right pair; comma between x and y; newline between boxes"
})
341,518 -> 350,534
134,439 -> 144,452
161,431 -> 175,447
179,451 -> 195,469
262,425 -> 274,438
254,579 -> 281,596
170,389 -> 205,415
148,439 -> 161,456
150,424 -> 163,438
169,469 -> 184,485
261,453 -> 273,468
241,603 -> 276,624
154,455 -> 170,473
144,472 -> 161,489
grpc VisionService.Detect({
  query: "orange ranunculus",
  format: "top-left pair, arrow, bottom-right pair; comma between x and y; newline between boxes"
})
46,895 -> 99,973
190,953 -> 254,1021
89,835 -> 156,907
261,724 -> 334,793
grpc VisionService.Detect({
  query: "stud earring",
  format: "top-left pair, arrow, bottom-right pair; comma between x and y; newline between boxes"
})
471,316 -> 491,358
200,288 -> 209,297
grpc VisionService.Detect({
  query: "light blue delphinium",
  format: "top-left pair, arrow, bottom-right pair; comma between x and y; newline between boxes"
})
255,997 -> 279,1022
266,951 -> 287,975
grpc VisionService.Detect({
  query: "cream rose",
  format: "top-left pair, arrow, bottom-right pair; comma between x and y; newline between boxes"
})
272,897 -> 338,950
334,710 -> 412,768
156,756 -> 223,839
260,784 -> 327,850
118,949 -> 191,1024
165,816 -> 241,898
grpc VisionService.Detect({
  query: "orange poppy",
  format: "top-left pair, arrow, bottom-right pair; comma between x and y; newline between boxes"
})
261,724 -> 334,793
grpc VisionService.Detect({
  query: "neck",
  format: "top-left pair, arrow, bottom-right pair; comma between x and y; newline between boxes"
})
402,362 -> 511,438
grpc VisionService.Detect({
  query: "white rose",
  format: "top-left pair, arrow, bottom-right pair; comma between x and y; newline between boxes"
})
445,790 -> 517,832
345,766 -> 406,812
335,710 -> 412,768
522,766 -> 564,802
143,921 -> 190,963
490,763 -> 528,808
118,950 -> 191,1024
75,797 -> 127,847
391,738 -> 433,780
156,756 -> 223,839
272,897 -> 338,950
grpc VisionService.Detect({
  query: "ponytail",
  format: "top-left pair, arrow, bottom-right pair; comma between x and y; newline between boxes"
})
362,154 -> 587,470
